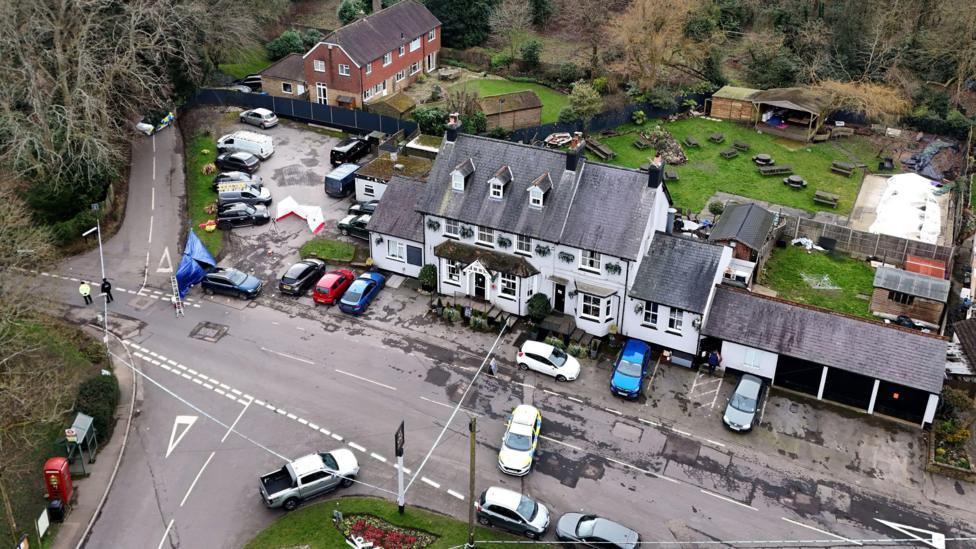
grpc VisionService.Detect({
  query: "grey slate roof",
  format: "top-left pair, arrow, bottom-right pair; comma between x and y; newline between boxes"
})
873,266 -> 950,302
419,134 -> 660,260
708,203 -> 775,251
366,176 -> 425,242
323,0 -> 440,66
703,286 -> 946,394
433,240 -> 539,277
953,317 -> 976,365
629,233 -> 726,313
260,53 -> 305,82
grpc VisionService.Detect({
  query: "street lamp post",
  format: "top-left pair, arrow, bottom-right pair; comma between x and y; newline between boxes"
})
82,220 -> 109,346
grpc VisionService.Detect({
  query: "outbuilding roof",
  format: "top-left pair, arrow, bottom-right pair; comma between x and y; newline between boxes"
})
873,266 -> 950,302
366,176 -> 425,242
478,91 -> 543,116
703,286 -> 946,394
749,87 -> 831,116
708,203 -> 775,251
259,53 -> 305,82
629,233 -> 727,314
319,0 -> 440,66
712,85 -> 759,101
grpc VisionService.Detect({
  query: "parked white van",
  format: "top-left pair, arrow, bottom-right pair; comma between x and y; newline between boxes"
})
217,131 -> 274,160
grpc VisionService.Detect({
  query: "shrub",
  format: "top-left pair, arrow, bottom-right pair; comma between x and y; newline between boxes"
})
530,0 -> 553,25
591,76 -> 609,95
337,0 -> 366,25
302,29 -> 323,49
490,51 -> 515,69
527,293 -> 551,322
202,163 -> 216,175
567,343 -> 584,357
81,339 -> 108,365
708,201 -> 725,216
544,335 -> 566,350
557,62 -> 582,84
557,106 -> 580,124
520,39 -> 542,69
645,87 -> 678,110
51,210 -> 98,246
412,106 -> 447,135
442,307 -> 461,323
682,98 -> 700,111
469,315 -> 487,330
941,387 -> 975,418
487,127 -> 510,139
418,264 -> 437,291
75,373 -> 120,441
428,85 -> 443,102
266,30 -> 306,61
462,111 -> 487,134
631,110 -> 647,125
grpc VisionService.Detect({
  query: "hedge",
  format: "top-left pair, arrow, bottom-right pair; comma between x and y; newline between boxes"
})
75,373 -> 120,441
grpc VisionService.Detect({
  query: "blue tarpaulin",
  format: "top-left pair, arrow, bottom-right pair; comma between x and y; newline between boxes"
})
175,231 -> 216,298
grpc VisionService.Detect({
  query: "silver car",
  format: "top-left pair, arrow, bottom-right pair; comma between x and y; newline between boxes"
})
555,513 -> 640,548
476,487 -> 550,539
239,107 -> 278,129
723,374 -> 765,432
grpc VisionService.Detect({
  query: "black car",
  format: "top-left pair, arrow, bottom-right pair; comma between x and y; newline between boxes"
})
330,138 -> 369,167
201,268 -> 263,299
216,203 -> 271,229
278,258 -> 327,296
348,200 -> 379,216
215,152 -> 260,174
337,214 -> 370,240
212,171 -> 262,191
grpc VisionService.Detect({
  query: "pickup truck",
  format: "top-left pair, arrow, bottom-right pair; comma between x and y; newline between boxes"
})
259,449 -> 359,510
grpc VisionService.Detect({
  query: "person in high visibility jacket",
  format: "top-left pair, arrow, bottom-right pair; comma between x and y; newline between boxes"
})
79,281 -> 92,305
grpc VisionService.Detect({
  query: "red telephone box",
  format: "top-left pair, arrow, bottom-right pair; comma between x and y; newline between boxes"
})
43,457 -> 73,503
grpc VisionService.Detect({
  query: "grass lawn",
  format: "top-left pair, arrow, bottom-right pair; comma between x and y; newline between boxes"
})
300,238 -> 356,262
588,118 -> 882,215
185,134 -> 224,256
761,245 -> 876,318
244,496 -> 545,549
457,78 -> 568,124
219,45 -> 272,80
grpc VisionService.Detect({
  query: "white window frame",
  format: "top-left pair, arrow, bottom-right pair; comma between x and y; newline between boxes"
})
580,294 -> 602,321
428,29 -> 436,42
399,45 -> 405,56
668,308 -> 683,332
451,172 -> 464,191
315,83 -> 328,104
580,250 -> 601,273
395,69 -> 406,82
500,273 -> 517,298
477,226 -> 495,246
365,62 -> 372,75
313,59 -> 325,72
529,188 -> 543,208
444,218 -> 460,238
338,64 -> 350,76
363,184 -> 375,197
516,235 -> 531,255
410,61 -> 421,75
281,82 -> 294,94
410,38 -> 421,52
446,259 -> 461,283
383,52 -> 393,66
387,240 -> 405,261
642,302 -> 658,327
490,182 -> 503,199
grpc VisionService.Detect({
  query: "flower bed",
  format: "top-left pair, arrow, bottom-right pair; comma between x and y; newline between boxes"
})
341,514 -> 437,549
925,388 -> 976,481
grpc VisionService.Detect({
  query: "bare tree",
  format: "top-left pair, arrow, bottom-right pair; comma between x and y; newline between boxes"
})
812,80 -> 910,124
555,0 -> 616,75
490,0 -> 533,60
920,0 -> 976,102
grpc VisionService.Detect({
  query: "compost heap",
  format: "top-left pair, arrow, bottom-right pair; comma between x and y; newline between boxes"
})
641,127 -> 688,165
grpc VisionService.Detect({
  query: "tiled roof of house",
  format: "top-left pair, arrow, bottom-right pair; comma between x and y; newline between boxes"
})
707,202 -> 775,251
628,233 -> 726,314
703,286 -> 946,394
478,91 -> 543,116
419,134 -> 660,260
366,176 -> 425,242
873,266 -> 950,302
433,240 -> 539,277
321,0 -> 440,66
259,53 -> 305,81
952,317 -> 976,366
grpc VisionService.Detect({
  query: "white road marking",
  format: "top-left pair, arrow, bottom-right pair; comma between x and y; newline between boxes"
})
298,418 -> 308,425
148,215 -> 153,244
421,477 -> 441,489
638,418 -> 660,426
214,388 -> 225,396
180,451 -> 215,507
348,442 -> 367,452
709,375 -> 725,409
370,452 -> 387,463
446,489 -> 465,500
419,396 -> 481,417
335,369 -> 396,391
542,389 -> 559,396
221,399 -> 252,443
286,413 -> 297,420
540,435 -> 581,451
567,396 -> 584,403
782,518 -> 862,546
672,428 -> 692,436
605,408 -> 622,415
331,433 -> 343,441
260,346 -> 315,365
705,438 -> 727,448
166,415 -> 198,458
700,489 -> 757,511
157,518 -> 174,549
308,423 -> 319,430
395,464 -> 412,474
151,186 -> 155,210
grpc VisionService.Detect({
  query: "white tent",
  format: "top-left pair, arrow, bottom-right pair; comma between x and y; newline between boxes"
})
275,196 -> 325,234
869,173 -> 941,244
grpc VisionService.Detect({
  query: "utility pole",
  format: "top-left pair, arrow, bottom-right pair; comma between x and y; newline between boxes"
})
465,415 -> 476,549
395,421 -> 405,514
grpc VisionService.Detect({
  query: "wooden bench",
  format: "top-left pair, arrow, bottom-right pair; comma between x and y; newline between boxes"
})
830,127 -> 854,139
633,137 -> 653,150
830,161 -> 855,177
585,138 -> 615,161
664,169 -> 679,181
813,190 -> 840,208
733,140 -> 750,151
720,148 -> 739,159
759,164 -> 793,176
683,136 -> 700,148
812,133 -> 831,143
709,133 -> 725,144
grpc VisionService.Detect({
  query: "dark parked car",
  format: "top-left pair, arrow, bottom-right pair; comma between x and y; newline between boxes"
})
722,374 -> 766,432
201,268 -> 263,299
216,203 -> 271,229
330,137 -> 369,167
278,259 -> 327,296
212,171 -> 262,191
555,513 -> 640,548
337,214 -> 370,240
338,272 -> 386,315
235,74 -> 262,90
217,184 -> 272,207
348,200 -> 379,216
215,152 -> 259,174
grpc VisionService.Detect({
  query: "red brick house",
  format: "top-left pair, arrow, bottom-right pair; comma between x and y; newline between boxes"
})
302,0 -> 441,110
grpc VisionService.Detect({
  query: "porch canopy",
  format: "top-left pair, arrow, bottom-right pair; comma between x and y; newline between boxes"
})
751,87 -> 831,141
433,240 -> 538,277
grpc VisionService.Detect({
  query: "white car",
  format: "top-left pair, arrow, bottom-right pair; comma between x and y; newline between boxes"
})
239,107 -> 279,129
498,404 -> 541,476
516,340 -> 581,381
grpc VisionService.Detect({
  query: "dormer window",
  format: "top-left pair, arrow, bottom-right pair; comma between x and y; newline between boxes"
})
488,165 -> 512,200
526,172 -> 551,208
451,158 -> 475,192
529,189 -> 544,207
490,182 -> 504,199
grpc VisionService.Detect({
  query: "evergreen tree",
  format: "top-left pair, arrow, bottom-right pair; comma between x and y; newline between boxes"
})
424,0 -> 493,48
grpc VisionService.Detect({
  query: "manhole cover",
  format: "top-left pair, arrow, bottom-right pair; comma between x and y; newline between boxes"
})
190,321 -> 228,343
128,296 -> 155,311
662,434 -> 701,461
611,421 -> 643,443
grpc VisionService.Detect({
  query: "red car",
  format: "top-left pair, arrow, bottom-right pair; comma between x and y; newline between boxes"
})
312,269 -> 355,305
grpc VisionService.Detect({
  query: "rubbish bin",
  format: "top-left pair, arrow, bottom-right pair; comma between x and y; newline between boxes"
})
47,499 -> 65,523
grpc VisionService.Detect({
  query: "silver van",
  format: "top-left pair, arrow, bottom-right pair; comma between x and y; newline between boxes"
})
217,183 -> 272,207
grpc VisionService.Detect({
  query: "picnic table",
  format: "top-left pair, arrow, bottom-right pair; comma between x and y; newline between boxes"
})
633,136 -> 653,150
753,153 -> 774,166
709,133 -> 725,144
813,190 -> 840,208
759,164 -> 793,176
683,136 -> 700,148
585,138 -> 616,161
783,175 -> 807,189
830,161 -> 855,177
664,169 -> 679,181
720,148 -> 739,159
733,140 -> 750,151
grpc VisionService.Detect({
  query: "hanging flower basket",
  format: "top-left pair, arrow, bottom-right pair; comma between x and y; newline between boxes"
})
459,225 -> 475,239
535,244 -> 552,257
558,251 -> 575,263
497,236 -> 512,249
426,219 -> 441,231
605,262 -> 622,275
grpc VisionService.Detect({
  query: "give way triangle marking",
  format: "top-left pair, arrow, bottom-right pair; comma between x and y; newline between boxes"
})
166,415 -> 198,458
876,519 -> 946,549
156,246 -> 173,273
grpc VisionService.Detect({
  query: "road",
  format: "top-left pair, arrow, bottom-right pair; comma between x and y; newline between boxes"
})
46,123 -> 973,548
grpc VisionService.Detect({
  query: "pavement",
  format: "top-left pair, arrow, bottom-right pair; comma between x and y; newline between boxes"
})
34,113 -> 976,549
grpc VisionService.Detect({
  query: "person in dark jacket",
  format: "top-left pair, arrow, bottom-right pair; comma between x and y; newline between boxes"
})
101,278 -> 114,303
707,350 -> 722,375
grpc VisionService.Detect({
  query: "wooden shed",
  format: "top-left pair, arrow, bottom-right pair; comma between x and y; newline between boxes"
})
707,86 -> 758,121
871,266 -> 949,328
478,90 -> 542,131
366,91 -> 417,119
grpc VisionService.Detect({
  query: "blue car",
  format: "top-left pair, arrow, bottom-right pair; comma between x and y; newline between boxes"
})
338,272 -> 386,315
610,339 -> 652,399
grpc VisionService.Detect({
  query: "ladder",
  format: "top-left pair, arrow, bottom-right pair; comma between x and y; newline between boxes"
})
170,275 -> 185,317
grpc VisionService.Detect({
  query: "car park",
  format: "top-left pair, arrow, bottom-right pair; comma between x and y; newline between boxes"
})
475,487 -> 550,539
215,151 -> 260,174
330,137 -> 370,167
278,259 -> 327,296
609,339 -> 652,399
217,131 -> 275,160
498,404 -> 542,476
337,214 -> 370,240
212,171 -> 262,190
216,183 -> 272,207
312,269 -> 355,305
722,374 -> 765,432
555,513 -> 640,548
324,163 -> 361,198
259,449 -> 358,511
338,272 -> 386,315
348,200 -> 379,216
216,203 -> 271,229
516,340 -> 581,381
239,107 -> 278,129
201,268 -> 263,299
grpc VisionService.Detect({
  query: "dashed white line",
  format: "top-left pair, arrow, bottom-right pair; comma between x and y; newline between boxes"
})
421,477 -> 441,489
446,489 -> 465,500
331,433 -> 344,442
781,518 -> 862,545
700,489 -> 757,511
298,418 -> 308,425
180,451 -> 215,507
705,438 -> 726,448
542,389 -> 560,396
370,452 -> 387,463
348,442 -> 367,452
286,413 -> 297,420
335,369 -> 397,391
567,396 -> 584,403
308,423 -> 320,430
214,388 -> 225,395
605,408 -> 623,415
672,428 -> 692,436
638,418 -> 660,427
260,346 -> 315,365
540,435 -> 582,451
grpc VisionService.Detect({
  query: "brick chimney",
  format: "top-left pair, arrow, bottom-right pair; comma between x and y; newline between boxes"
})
565,131 -> 585,172
445,112 -> 461,143
647,155 -> 665,188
